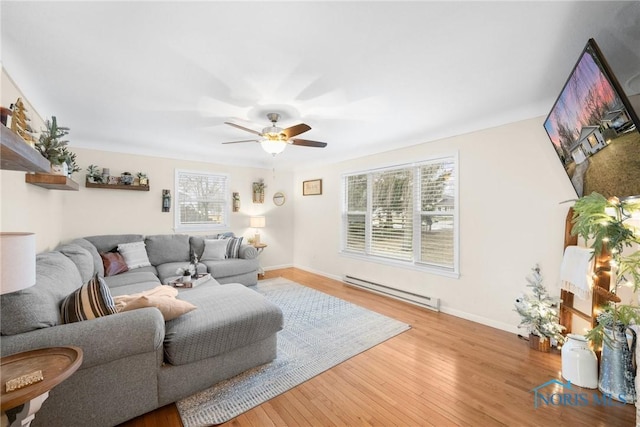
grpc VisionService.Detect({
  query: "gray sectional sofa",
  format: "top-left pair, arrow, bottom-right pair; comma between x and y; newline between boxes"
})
0,233 -> 283,427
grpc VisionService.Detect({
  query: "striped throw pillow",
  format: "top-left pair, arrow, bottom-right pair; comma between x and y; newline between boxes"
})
61,274 -> 117,323
221,236 -> 243,259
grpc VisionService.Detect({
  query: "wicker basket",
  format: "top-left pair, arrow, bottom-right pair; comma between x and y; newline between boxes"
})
529,334 -> 551,352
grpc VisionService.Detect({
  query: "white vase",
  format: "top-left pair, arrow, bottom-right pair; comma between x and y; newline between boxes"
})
561,334 -> 598,389
51,163 -> 68,176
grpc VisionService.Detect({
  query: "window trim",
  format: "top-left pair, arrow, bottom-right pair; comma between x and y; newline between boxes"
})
340,153 -> 459,278
174,169 -> 230,232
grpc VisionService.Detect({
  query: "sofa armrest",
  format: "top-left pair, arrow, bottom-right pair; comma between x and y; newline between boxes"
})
239,244 -> 258,260
0,308 -> 165,369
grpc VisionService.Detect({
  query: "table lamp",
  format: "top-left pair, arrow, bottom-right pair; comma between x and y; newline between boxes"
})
1,232 -> 36,295
249,216 -> 266,245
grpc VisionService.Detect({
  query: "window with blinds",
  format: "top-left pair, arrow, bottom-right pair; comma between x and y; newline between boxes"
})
175,170 -> 229,231
342,155 -> 458,275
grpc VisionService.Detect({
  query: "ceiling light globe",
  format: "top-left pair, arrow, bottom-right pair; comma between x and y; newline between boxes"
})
261,139 -> 287,155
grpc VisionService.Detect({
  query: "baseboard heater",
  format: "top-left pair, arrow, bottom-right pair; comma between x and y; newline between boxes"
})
343,275 -> 440,312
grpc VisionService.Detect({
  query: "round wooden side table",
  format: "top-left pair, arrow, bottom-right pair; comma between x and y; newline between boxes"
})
253,243 -> 267,276
1,346 -> 83,427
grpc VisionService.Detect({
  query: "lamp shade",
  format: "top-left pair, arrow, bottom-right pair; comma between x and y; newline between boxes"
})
250,216 -> 266,228
0,232 -> 36,295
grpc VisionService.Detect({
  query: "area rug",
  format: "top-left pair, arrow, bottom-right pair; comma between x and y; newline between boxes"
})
177,277 -> 411,426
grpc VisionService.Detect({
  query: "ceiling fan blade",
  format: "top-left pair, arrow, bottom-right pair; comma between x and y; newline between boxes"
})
290,138 -> 328,148
282,123 -> 311,139
222,139 -> 260,144
224,122 -> 262,136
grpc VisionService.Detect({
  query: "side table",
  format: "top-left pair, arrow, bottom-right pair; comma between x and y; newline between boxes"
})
253,243 -> 267,276
1,347 -> 83,427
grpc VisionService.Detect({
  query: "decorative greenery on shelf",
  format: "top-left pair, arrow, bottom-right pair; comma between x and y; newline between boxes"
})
35,116 -> 71,166
572,192 -> 640,347
514,264 -> 565,345
86,164 -> 103,183
63,149 -> 80,175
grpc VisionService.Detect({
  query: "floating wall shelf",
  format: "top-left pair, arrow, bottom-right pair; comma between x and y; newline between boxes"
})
25,173 -> 79,191
85,180 -> 150,191
1,124 -> 50,173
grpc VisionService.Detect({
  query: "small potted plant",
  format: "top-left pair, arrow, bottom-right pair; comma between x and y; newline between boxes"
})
62,148 -> 80,177
86,165 -> 102,183
35,116 -> 72,175
136,172 -> 148,186
176,253 -> 199,283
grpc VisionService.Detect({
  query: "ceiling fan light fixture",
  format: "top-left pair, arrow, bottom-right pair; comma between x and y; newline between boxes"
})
260,139 -> 287,155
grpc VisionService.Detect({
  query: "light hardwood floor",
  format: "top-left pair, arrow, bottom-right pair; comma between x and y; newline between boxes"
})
120,268 -> 635,426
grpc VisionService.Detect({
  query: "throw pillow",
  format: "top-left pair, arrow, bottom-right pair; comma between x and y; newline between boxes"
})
225,236 -> 243,259
201,239 -> 228,261
100,252 -> 129,276
60,274 -> 118,323
117,241 -> 151,269
113,286 -> 197,321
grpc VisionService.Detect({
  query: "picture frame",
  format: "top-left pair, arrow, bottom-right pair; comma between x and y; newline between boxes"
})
303,179 -> 322,196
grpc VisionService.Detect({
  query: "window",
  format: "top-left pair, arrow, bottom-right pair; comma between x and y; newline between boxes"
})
342,155 -> 458,276
175,170 -> 229,231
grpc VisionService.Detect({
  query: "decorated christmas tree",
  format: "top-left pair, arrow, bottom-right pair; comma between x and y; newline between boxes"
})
514,264 -> 565,345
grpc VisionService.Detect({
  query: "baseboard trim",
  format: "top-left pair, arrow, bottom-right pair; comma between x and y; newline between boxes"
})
289,264 -> 519,335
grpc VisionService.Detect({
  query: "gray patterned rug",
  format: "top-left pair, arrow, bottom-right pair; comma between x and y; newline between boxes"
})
176,277 -> 410,426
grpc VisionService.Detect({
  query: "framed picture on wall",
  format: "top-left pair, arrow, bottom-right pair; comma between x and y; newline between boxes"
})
303,179 -> 322,196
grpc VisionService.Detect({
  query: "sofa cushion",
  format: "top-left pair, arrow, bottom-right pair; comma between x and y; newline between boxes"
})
163,283 -> 283,365
118,241 -> 152,269
84,234 -> 144,253
69,238 -> 104,277
145,234 -> 190,265
104,270 -> 160,289
60,274 -> 118,324
202,258 -> 259,279
201,239 -> 228,261
100,252 -> 129,276
114,286 -> 196,321
1,252 -> 83,335
56,243 -> 95,283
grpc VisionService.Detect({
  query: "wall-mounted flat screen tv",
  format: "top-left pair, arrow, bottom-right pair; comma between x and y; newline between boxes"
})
544,38 -> 640,199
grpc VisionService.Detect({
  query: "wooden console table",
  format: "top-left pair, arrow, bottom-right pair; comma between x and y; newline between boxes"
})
1,347 -> 83,427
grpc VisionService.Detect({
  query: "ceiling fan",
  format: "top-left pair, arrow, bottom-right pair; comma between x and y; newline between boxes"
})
222,113 -> 327,155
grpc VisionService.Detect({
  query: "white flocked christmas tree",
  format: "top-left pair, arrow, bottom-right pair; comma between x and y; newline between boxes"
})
514,264 -> 565,345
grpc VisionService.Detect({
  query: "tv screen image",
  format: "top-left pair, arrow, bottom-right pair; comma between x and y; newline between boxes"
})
544,38 -> 640,199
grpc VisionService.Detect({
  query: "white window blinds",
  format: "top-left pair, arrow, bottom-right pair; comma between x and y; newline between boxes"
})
342,155 -> 458,275
175,170 -> 229,231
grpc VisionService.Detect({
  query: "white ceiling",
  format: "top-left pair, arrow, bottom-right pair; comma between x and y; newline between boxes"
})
2,1 -> 639,171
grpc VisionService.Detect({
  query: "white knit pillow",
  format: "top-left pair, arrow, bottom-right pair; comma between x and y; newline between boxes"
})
117,241 -> 151,269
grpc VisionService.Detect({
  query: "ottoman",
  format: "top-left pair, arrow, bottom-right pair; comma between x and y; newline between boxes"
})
164,283 -> 283,366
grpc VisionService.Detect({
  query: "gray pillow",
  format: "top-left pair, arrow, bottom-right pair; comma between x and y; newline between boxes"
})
201,239 -> 228,261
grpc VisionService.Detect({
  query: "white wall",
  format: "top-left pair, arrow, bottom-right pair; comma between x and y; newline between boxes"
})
1,68 -> 65,252
57,148 -> 295,270
292,116 -> 579,334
